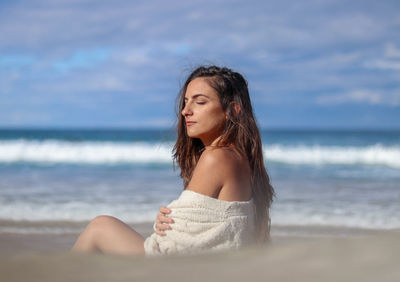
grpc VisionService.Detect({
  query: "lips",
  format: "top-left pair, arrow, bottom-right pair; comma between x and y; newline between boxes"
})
186,121 -> 196,126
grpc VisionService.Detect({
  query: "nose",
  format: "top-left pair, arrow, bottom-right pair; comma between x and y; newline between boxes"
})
181,103 -> 193,117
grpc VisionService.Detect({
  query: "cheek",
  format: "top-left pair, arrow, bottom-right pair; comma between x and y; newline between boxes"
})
205,108 -> 226,126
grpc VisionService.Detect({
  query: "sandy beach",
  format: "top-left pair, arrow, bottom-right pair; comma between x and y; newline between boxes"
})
1,223 -> 399,282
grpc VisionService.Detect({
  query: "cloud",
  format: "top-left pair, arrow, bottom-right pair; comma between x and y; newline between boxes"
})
385,43 -> 400,58
365,59 -> 400,71
0,109 -> 52,126
364,43 -> 400,71
316,89 -> 400,106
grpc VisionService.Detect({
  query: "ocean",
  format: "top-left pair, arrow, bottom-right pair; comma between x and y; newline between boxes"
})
0,128 -> 399,236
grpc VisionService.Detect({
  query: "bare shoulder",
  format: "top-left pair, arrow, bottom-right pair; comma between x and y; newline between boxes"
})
199,146 -> 240,167
186,146 -> 252,201
197,146 -> 245,178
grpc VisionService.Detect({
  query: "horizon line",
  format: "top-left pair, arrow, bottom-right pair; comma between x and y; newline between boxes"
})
0,126 -> 400,132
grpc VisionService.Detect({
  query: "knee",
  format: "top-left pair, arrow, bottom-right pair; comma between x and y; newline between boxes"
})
73,215 -> 116,252
86,215 -> 121,236
73,215 -> 119,252
89,215 -> 119,230
85,215 -> 119,239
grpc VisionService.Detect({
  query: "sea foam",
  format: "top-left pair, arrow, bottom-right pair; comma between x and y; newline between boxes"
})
0,140 -> 173,164
264,144 -> 400,168
1,140 -> 399,168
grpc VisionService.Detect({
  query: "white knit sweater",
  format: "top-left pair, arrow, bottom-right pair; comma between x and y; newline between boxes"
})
144,189 -> 256,256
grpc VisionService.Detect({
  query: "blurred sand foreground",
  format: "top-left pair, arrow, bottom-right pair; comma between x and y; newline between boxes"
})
1,231 -> 399,282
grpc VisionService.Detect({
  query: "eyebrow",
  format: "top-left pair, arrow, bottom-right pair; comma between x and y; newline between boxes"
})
184,94 -> 210,100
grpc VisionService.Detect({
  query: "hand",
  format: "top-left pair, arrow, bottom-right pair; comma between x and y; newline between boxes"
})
155,206 -> 174,236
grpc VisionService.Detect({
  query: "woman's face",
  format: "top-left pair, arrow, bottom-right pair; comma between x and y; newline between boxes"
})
182,77 -> 227,146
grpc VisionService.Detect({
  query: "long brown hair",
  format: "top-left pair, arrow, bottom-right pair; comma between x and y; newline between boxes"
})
173,65 -> 275,242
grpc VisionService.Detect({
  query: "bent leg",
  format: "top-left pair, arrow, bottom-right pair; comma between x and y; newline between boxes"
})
72,215 -> 145,255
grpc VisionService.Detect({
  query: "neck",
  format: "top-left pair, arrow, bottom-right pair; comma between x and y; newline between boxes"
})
201,135 -> 223,147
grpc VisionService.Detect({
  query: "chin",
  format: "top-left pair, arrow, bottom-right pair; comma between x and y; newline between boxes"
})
187,132 -> 200,139
186,130 -> 203,140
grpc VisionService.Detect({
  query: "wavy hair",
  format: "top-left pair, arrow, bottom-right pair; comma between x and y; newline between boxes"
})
172,65 -> 275,242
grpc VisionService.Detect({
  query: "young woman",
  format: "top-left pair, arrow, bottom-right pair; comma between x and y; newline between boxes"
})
72,65 -> 274,256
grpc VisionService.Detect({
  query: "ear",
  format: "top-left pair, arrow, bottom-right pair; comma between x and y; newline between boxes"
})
228,101 -> 241,118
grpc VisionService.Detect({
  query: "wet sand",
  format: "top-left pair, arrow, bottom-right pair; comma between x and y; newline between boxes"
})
0,224 -> 399,282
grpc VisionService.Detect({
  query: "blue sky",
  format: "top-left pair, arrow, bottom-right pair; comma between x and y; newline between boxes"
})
0,0 -> 399,129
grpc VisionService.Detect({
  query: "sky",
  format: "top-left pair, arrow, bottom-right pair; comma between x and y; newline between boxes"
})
0,0 -> 399,129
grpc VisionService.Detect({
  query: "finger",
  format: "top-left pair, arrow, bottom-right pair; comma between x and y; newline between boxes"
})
159,214 -> 174,224
157,212 -> 174,223
159,207 -> 172,214
155,224 -> 170,236
156,222 -> 172,231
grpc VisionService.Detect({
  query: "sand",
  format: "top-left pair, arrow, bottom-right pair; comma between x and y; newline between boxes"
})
0,224 -> 399,282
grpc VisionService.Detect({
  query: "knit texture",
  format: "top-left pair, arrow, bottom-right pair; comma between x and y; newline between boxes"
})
144,189 -> 256,256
